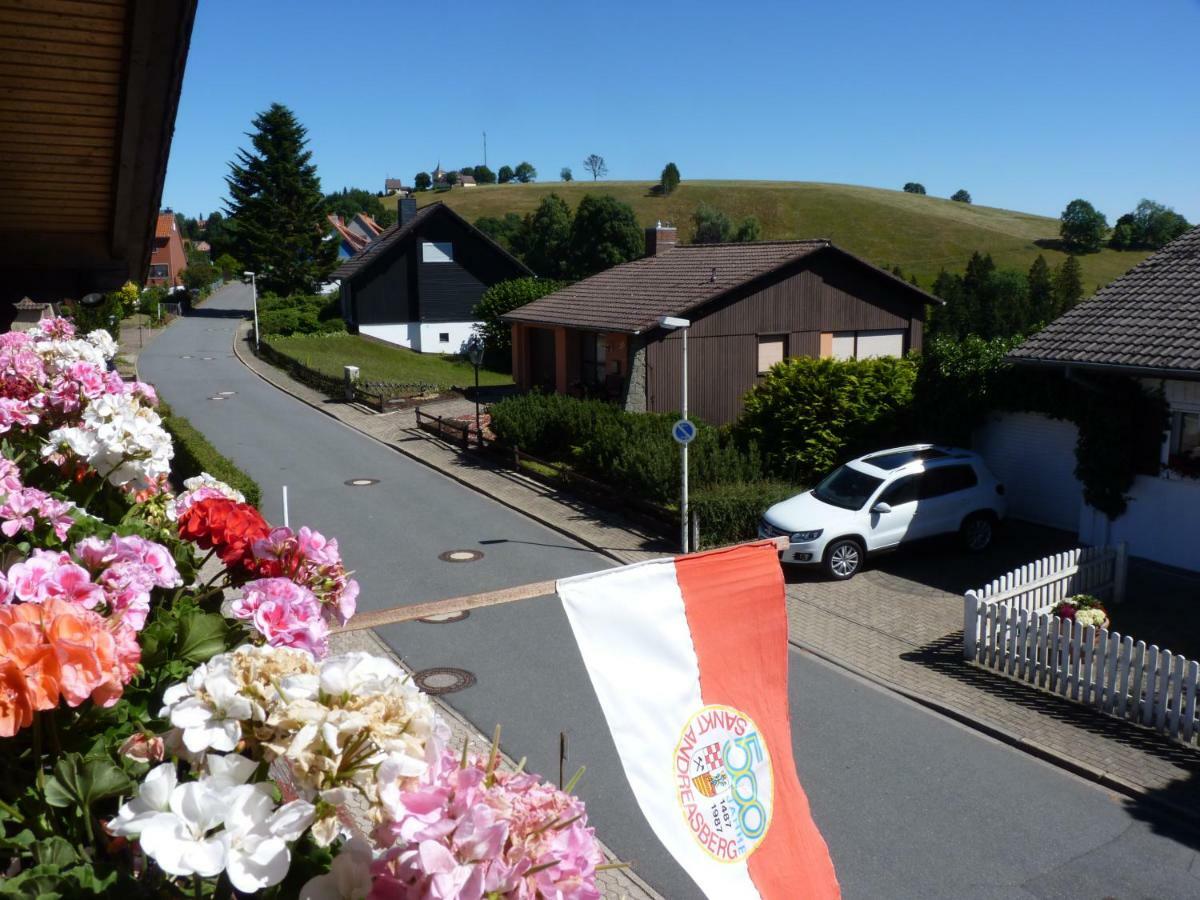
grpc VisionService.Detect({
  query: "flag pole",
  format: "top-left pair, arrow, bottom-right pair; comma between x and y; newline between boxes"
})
334,537 -> 788,633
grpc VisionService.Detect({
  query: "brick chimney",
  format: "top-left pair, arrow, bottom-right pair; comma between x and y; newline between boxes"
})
644,221 -> 678,257
398,197 -> 418,226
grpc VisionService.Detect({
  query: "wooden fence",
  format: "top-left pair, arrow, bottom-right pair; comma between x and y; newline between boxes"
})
963,543 -> 1200,745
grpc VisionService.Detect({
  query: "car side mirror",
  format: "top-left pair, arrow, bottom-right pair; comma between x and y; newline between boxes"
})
871,502 -> 892,514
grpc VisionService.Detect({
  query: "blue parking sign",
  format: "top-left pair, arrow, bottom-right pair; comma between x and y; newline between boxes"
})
672,419 -> 697,444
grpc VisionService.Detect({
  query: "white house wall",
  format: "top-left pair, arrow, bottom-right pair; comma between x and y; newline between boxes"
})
1079,475 -> 1200,571
359,321 -> 478,354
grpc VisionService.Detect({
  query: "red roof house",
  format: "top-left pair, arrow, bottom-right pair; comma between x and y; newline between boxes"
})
146,212 -> 187,287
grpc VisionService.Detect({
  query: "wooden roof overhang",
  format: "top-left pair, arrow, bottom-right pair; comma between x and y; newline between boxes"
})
0,0 -> 197,306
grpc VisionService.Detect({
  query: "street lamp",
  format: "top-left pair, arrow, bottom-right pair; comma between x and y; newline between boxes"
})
658,315 -> 691,553
242,272 -> 258,352
465,334 -> 485,447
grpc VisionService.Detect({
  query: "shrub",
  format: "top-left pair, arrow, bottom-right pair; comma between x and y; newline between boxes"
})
736,355 -> 918,484
914,334 -> 1024,444
489,393 -> 765,505
257,292 -> 346,337
159,402 -> 261,507
692,481 -> 802,549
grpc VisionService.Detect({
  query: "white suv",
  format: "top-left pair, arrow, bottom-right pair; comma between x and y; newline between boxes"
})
759,445 -> 1006,580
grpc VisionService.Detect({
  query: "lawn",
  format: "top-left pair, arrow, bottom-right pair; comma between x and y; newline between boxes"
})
384,180 -> 1148,292
265,333 -> 512,390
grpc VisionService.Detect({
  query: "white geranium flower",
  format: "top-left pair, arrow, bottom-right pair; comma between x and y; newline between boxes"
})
222,784 -> 294,893
168,673 -> 253,753
318,652 -> 405,696
268,799 -> 316,842
138,781 -> 228,879
205,753 -> 258,789
109,763 -> 176,837
300,836 -> 373,900
86,329 -> 118,360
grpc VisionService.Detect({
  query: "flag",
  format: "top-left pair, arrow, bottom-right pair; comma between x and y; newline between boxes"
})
558,541 -> 839,900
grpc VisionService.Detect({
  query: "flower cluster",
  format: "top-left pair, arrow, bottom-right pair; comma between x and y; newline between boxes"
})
44,392 -> 173,492
111,755 -> 316,894
0,459 -> 76,542
178,496 -> 270,572
249,526 -> 359,626
1054,593 -> 1109,630
0,598 -> 134,736
157,646 -> 444,847
367,748 -> 604,900
168,471 -> 246,521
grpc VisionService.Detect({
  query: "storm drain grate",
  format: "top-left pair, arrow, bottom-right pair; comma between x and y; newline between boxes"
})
418,610 -> 470,624
438,549 -> 484,563
413,667 -> 475,695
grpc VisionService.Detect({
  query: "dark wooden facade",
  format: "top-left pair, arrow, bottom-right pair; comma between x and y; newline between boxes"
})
646,252 -> 924,423
342,205 -> 529,328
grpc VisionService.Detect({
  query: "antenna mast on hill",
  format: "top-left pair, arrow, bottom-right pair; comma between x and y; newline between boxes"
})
483,131 -> 487,168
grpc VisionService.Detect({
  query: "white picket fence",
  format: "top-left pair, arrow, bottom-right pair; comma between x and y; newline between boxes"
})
963,544 -> 1200,746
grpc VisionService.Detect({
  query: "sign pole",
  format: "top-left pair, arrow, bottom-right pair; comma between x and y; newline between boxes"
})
680,325 -> 689,554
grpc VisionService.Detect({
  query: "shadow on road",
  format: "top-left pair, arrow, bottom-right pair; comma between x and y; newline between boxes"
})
183,305 -> 249,320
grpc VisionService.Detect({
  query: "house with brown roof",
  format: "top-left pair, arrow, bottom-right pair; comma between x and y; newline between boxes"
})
503,225 -> 936,425
146,211 -> 187,288
973,225 -> 1200,571
332,199 -> 530,353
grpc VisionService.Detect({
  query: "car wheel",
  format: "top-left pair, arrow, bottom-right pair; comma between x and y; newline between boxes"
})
960,513 -> 994,552
824,539 -> 863,580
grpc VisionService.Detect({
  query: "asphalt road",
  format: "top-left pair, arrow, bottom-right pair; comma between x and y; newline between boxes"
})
139,284 -> 1200,899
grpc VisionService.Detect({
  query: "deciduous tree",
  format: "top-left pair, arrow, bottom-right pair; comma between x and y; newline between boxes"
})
224,103 -> 336,295
582,154 -> 607,181
903,183 -> 926,194
520,194 -> 574,279
414,171 -> 432,191
951,189 -> 972,203
472,165 -> 496,184
1059,199 -> 1108,254
568,194 -> 642,277
473,277 -> 569,364
498,165 -> 515,184
514,161 -> 537,183
691,203 -> 732,243
560,167 -> 573,182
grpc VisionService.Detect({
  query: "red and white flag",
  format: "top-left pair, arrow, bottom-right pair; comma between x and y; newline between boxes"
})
558,541 -> 840,900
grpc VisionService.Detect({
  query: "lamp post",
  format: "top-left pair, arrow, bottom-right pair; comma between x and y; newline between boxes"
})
658,315 -> 691,553
465,335 -> 485,447
243,272 -> 258,352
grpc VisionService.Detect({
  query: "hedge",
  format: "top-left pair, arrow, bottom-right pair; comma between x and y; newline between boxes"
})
159,402 -> 262,507
488,393 -> 765,505
258,292 -> 346,337
691,481 -> 802,549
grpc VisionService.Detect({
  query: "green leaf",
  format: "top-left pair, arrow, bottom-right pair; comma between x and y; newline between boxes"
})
176,609 -> 231,663
32,837 -> 79,868
42,754 -> 132,813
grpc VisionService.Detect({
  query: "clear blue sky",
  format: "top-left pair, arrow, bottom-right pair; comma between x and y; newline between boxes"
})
164,0 -> 1200,223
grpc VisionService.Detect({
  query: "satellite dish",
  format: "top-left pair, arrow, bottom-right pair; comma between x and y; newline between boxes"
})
79,292 -> 105,307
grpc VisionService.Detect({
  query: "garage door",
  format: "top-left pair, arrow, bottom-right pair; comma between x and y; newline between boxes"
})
973,412 -> 1082,530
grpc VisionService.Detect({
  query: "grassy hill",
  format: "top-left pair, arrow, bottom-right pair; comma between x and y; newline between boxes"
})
382,180 -> 1146,291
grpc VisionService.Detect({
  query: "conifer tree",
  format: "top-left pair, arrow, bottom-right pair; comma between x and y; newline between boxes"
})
1052,256 -> 1084,316
1027,255 -> 1054,324
224,103 -> 336,295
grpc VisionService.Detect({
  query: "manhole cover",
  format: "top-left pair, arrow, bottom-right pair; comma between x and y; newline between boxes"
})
413,667 -> 475,695
218,390 -> 236,396
208,396 -> 226,401
418,610 -> 470,624
438,549 -> 484,563
344,478 -> 379,487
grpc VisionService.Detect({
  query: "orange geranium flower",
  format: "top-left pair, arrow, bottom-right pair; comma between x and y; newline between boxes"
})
0,657 -> 33,737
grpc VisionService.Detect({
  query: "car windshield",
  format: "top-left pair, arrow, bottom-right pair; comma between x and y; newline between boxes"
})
812,465 -> 884,511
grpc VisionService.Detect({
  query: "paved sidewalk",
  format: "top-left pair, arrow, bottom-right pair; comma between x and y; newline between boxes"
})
232,325 -> 1200,828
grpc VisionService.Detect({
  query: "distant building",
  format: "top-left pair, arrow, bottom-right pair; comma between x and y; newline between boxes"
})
431,163 -> 448,184
384,178 -> 410,196
333,199 -> 530,354
193,240 -> 211,254
457,174 -> 476,188
146,211 -> 187,288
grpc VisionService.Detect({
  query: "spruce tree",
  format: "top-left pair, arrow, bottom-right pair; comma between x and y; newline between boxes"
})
224,103 -> 336,295
1027,255 -> 1054,324
1052,256 -> 1084,316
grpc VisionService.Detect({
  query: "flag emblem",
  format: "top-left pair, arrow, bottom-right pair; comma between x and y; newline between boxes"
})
675,704 -> 773,863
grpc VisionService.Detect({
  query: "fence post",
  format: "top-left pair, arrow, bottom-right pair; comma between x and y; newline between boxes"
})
343,365 -> 359,402
1113,541 -> 1128,606
964,590 -> 980,660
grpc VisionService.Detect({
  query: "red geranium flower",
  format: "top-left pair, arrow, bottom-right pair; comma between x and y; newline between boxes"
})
178,497 -> 270,574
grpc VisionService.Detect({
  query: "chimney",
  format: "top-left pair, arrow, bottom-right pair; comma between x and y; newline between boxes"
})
398,197 -> 418,226
644,221 -> 678,257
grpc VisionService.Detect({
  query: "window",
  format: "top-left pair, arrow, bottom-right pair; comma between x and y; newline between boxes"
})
149,264 -> 168,279
1169,411 -> 1200,471
421,241 -> 453,262
757,335 -> 785,373
580,333 -> 607,385
438,332 -> 450,343
879,474 -> 921,507
812,465 -> 884,511
824,329 -> 906,360
919,465 -> 978,499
